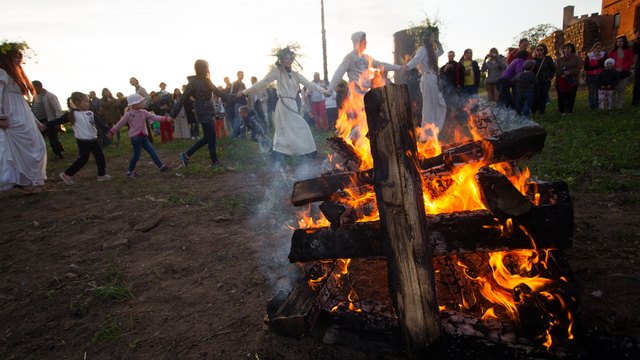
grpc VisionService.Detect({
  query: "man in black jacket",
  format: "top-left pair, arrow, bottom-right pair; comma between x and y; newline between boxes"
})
439,51 -> 464,110
230,71 -> 248,139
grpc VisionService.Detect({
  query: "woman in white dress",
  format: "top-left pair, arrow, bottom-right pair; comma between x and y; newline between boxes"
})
401,33 -> 447,141
241,46 -> 329,162
171,88 -> 191,139
0,42 -> 47,194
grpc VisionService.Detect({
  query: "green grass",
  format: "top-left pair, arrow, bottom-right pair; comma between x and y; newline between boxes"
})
518,85 -> 640,193
49,118 -> 335,178
89,254 -> 133,301
92,320 -> 122,342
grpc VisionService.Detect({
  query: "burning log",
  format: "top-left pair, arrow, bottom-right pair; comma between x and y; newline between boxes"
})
290,125 -> 547,207
526,181 -> 571,206
290,169 -> 373,207
476,166 -> 533,217
268,261 -> 340,338
364,84 -> 440,356
436,256 -> 477,309
418,125 -> 546,176
289,202 -> 573,263
318,199 -> 376,229
326,136 -> 362,171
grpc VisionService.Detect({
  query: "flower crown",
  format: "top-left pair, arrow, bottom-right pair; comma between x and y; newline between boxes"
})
1,40 -> 37,63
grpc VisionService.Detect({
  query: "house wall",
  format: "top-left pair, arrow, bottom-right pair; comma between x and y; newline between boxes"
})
600,0 -> 640,48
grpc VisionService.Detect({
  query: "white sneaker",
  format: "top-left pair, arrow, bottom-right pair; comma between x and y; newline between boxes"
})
98,174 -> 112,181
59,172 -> 73,185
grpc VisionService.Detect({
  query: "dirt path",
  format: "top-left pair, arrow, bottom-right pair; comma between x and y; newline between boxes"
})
1,149 -> 639,359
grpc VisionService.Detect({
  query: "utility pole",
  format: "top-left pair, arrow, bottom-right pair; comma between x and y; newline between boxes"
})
321,0 -> 328,83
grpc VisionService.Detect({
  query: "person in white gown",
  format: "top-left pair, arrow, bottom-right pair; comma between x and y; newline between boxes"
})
0,42 -> 47,194
327,32 -> 401,97
241,47 -> 330,162
401,33 -> 447,141
171,88 -> 191,139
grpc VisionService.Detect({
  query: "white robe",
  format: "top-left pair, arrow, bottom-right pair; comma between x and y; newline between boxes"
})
243,68 -> 325,156
328,32 -> 401,95
0,69 -> 47,190
173,106 -> 190,139
406,45 -> 447,141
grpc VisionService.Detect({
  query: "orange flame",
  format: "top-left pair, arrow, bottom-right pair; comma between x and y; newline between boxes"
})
294,72 -> 574,346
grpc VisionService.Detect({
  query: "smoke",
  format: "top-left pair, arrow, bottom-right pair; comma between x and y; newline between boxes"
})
491,103 -> 540,131
247,159 -> 326,295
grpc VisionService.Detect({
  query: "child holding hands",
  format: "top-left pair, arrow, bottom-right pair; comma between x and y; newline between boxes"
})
596,59 -> 620,110
108,94 -> 173,178
43,92 -> 111,185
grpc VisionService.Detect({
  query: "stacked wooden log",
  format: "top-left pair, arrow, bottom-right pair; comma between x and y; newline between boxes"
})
267,84 -> 580,358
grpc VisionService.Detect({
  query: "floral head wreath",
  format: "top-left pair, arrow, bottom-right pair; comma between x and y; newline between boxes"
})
271,43 -> 303,70
0,40 -> 37,64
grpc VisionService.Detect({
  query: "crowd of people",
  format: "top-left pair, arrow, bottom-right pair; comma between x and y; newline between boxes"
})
435,33 -> 640,119
1,29 -> 640,194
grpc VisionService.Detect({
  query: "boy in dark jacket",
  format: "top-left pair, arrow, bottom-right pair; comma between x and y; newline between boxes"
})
596,59 -> 620,110
238,106 -> 271,151
511,60 -> 539,119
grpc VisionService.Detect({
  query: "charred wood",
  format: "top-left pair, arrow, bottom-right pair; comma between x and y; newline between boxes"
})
269,261 -> 340,338
326,136 -> 362,171
419,125 -> 546,176
289,203 -> 573,263
476,166 -> 534,217
290,169 -> 373,207
525,181 -> 571,206
319,199 -> 377,230
290,126 -> 546,207
365,84 -> 441,355
435,256 -> 478,309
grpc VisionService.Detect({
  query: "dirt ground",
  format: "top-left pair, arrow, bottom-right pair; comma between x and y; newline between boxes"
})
1,144 -> 639,360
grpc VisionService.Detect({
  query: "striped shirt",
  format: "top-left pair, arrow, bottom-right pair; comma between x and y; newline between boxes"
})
32,94 -> 47,120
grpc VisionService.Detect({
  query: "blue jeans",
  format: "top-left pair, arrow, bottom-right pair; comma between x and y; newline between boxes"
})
185,122 -> 218,164
462,85 -> 478,97
586,75 -> 598,109
519,93 -> 534,118
129,136 -> 163,172
104,124 -> 121,145
267,110 -> 274,132
231,103 -> 246,138
190,123 -> 200,138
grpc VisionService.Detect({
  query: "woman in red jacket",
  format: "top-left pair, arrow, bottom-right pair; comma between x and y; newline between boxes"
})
607,35 -> 634,109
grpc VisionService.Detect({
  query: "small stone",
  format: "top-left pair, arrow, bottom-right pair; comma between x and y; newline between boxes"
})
322,328 -> 339,344
213,216 -> 230,223
64,273 -> 78,281
103,238 -> 129,251
134,214 -> 163,232
33,221 -> 40,227
591,290 -> 603,298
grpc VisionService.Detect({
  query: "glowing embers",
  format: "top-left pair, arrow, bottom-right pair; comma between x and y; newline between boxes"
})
457,238 -> 577,349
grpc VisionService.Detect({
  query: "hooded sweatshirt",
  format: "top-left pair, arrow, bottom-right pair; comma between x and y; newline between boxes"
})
327,32 -> 401,95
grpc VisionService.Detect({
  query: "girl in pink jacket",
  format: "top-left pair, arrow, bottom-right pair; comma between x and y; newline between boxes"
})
108,94 -> 172,178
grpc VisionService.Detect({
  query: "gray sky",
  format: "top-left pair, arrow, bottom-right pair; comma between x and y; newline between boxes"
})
3,0 -> 600,100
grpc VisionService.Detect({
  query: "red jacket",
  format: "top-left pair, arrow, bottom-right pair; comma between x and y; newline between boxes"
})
607,48 -> 634,71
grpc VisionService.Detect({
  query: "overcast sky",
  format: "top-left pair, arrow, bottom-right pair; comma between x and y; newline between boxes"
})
3,0 -> 601,101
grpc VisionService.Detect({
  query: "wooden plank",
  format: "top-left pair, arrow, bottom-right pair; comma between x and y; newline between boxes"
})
476,166 -> 533,216
364,84 -> 440,357
288,203 -> 574,263
326,136 -> 362,171
290,125 -> 546,207
269,261 -> 339,338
